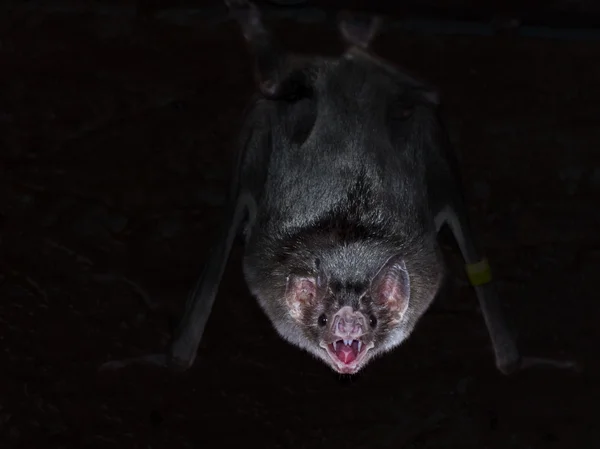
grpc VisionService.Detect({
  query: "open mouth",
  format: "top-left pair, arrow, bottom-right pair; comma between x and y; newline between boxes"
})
321,339 -> 373,374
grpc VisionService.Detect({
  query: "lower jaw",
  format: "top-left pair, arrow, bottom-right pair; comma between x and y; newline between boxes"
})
336,364 -> 360,375
327,352 -> 368,374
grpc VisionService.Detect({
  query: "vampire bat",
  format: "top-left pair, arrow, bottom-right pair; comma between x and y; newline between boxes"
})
101,0 -> 579,376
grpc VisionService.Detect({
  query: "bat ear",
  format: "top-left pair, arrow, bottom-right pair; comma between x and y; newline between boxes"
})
285,275 -> 317,321
370,256 -> 410,318
226,0 -> 311,100
338,11 -> 382,50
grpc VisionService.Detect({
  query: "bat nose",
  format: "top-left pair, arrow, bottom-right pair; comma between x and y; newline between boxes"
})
333,306 -> 365,339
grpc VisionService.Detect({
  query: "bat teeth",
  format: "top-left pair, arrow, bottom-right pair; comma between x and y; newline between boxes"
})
333,339 -> 363,350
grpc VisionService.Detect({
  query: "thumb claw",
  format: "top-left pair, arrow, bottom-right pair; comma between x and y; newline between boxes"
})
98,353 -> 169,372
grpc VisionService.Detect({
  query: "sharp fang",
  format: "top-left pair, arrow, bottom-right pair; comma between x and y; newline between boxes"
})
333,341 -> 338,352
357,340 -> 362,352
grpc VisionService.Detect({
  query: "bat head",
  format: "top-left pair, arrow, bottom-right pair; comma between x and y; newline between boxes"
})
280,250 -> 412,375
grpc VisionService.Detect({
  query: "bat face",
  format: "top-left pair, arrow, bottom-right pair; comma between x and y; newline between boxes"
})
291,278 -> 409,375
291,255 -> 412,375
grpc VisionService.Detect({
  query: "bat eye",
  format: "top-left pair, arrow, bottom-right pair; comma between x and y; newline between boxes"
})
369,315 -> 377,328
318,314 -> 328,327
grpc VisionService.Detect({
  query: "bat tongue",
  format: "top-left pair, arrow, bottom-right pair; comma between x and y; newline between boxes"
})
335,341 -> 359,364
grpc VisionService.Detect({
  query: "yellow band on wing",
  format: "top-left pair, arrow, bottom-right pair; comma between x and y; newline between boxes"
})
465,258 -> 492,286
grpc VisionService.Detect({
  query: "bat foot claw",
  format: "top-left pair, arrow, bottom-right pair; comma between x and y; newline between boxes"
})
519,356 -> 583,373
497,355 -> 583,375
98,352 -> 198,373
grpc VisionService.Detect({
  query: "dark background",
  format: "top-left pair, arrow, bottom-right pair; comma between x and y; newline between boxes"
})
1,1 -> 599,448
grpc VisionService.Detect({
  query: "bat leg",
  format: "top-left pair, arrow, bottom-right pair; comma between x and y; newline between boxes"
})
99,193 -> 252,373
167,193 -> 252,371
435,204 -> 581,375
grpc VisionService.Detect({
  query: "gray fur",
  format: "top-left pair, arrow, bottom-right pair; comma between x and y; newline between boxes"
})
99,1 -> 580,376
237,28 -> 449,372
